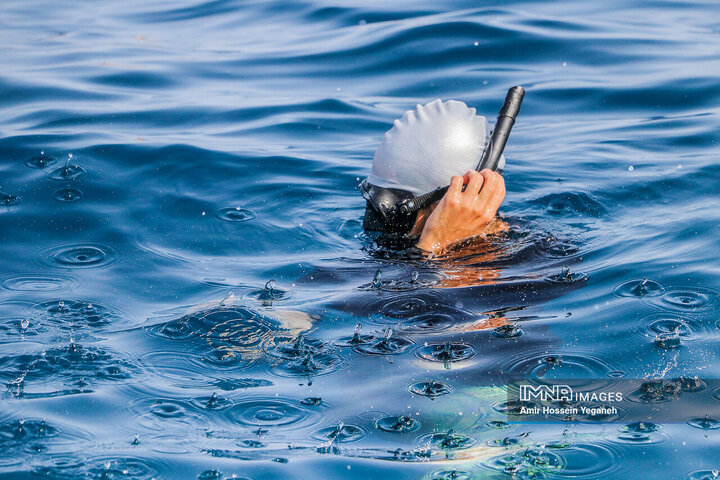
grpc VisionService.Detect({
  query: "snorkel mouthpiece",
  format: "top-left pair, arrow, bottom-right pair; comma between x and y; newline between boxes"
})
363,86 -> 525,236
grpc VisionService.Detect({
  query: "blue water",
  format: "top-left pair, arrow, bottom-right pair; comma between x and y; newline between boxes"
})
2,0 -> 720,478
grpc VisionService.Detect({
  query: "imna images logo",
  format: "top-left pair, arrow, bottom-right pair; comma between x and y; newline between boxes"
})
516,384 -> 623,403
519,384 -> 573,402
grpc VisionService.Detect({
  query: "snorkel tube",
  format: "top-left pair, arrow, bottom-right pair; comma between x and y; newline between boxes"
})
393,86 -> 525,220
480,85 -> 525,172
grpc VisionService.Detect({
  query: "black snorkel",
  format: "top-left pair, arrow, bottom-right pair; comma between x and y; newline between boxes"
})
362,86 -> 525,236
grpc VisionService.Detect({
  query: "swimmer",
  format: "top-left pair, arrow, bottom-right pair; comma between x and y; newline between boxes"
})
361,87 -> 524,255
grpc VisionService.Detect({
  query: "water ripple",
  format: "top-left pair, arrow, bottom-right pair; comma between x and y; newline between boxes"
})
40,243 -> 120,269
0,274 -> 76,293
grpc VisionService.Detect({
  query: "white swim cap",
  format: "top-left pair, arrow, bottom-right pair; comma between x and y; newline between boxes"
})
367,99 -> 504,196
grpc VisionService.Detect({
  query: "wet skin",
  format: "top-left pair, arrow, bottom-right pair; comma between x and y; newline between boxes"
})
412,169 -> 507,255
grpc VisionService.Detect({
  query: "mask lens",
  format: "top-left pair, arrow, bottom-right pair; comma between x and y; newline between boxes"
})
360,181 -> 418,235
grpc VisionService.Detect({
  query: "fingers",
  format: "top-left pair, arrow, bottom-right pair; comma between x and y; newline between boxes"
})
476,169 -> 505,220
447,174 -> 464,202
464,170 -> 485,198
486,176 -> 506,214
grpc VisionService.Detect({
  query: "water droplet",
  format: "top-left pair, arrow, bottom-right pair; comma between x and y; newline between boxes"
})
428,470 -> 473,480
654,330 -> 681,349
493,323 -> 523,338
486,420 -> 510,429
415,342 -> 477,363
53,186 -> 82,202
620,421 -> 659,433
43,243 -> 119,268
408,380 -> 451,398
47,163 -> 86,181
300,397 -> 322,406
198,469 -> 222,480
1,191 -> 21,206
24,153 -> 58,169
615,278 -> 664,297
546,265 -> 586,283
371,269 -> 383,289
687,415 -> 720,431
334,324 -> 373,347
419,429 -> 476,450
150,401 -> 186,419
375,415 -> 420,433
354,328 -> 413,355
314,420 -> 365,443
214,206 -> 257,223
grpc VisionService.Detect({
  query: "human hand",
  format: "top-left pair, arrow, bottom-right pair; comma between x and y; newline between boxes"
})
416,169 -> 505,254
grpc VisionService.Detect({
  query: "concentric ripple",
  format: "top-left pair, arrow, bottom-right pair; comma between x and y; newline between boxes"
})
47,164 -> 87,181
243,280 -> 292,303
214,206 -> 257,223
268,351 -> 344,378
545,266 -> 587,284
41,243 -> 119,269
1,418 -> 89,469
415,342 -> 477,363
619,421 -> 660,433
686,416 -> 720,430
24,153 -> 58,169
418,430 -> 476,450
129,397 -> 211,440
375,415 -> 420,433
354,328 -> 413,355
503,352 -> 613,387
36,456 -> 164,480
53,186 -> 83,202
380,295 -> 431,318
550,443 -> 621,478
334,324 -> 374,347
686,470 -> 720,480
486,446 -> 563,477
32,299 -> 118,329
426,470 -> 473,480
0,342 -> 134,398
0,191 -> 21,206
397,310 -> 474,335
638,313 -> 696,340
652,286 -> 720,313
225,398 -> 320,430
408,381 -> 452,398
614,278 -> 665,297
0,274 -> 75,293
140,350 -> 233,387
312,422 -> 365,443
